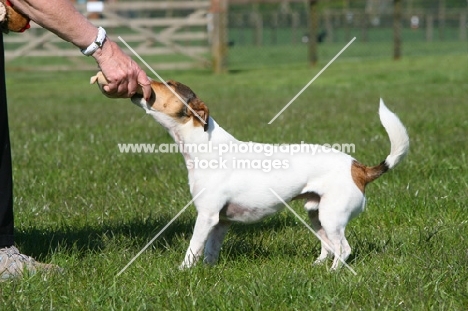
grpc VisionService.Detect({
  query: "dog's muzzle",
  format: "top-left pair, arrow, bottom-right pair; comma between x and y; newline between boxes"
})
131,91 -> 156,110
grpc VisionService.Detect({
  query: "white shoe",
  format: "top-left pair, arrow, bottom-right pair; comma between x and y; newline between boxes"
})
0,246 -> 61,280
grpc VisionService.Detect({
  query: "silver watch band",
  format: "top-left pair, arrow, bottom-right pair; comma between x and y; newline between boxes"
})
81,26 -> 107,56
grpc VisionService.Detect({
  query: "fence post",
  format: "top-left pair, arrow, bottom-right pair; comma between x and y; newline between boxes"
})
426,14 -> 434,42
438,0 -> 446,41
460,13 -> 467,41
361,12 -> 368,42
393,0 -> 402,60
210,0 -> 228,73
252,12 -> 263,46
292,11 -> 299,44
308,0 -> 319,66
271,12 -> 278,45
343,0 -> 350,42
324,10 -> 334,42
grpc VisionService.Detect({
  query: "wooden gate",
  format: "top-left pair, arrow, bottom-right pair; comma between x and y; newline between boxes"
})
4,1 -> 213,71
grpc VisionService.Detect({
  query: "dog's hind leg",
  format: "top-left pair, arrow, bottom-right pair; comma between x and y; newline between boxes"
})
315,188 -> 363,270
204,220 -> 231,265
325,227 -> 351,270
307,209 -> 334,265
318,205 -> 352,270
302,193 -> 333,265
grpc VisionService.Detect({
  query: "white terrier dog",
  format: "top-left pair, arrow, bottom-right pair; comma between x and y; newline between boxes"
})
92,73 -> 409,270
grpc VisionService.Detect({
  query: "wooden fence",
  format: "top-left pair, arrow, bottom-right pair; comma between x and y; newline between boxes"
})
4,1 -> 220,71
4,1 -> 466,71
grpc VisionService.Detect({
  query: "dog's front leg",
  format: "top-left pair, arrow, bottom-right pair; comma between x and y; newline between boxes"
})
180,213 -> 219,269
204,220 -> 231,265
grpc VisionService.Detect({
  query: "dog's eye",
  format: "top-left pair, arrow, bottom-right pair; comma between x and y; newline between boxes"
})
176,105 -> 188,118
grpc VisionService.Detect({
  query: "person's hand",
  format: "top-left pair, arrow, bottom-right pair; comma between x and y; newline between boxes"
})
92,39 -> 152,100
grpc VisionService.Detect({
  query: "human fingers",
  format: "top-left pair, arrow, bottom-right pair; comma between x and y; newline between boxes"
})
137,70 -> 152,100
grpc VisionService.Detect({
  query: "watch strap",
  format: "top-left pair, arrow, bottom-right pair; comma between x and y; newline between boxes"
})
81,26 -> 106,56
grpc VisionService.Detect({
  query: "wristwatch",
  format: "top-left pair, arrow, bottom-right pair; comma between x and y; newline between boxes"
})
81,26 -> 107,56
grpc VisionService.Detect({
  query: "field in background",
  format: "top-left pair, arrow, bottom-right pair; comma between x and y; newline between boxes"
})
4,1 -> 467,72
6,39 -> 467,72
1,50 -> 467,309
228,40 -> 467,69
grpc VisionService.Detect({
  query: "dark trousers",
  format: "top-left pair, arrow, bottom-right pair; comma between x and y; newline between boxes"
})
0,32 -> 15,248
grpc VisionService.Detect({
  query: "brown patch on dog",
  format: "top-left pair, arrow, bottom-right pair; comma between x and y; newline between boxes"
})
148,80 -> 210,131
167,80 -> 197,103
189,98 -> 209,131
351,161 -> 368,193
351,160 -> 389,193
168,81 -> 209,131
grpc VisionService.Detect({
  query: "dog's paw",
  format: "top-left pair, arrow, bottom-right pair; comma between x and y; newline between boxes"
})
313,260 -> 326,266
312,256 -> 328,266
178,262 -> 192,270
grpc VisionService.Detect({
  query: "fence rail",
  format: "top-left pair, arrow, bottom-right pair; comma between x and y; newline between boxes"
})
4,2 -> 467,72
4,1 -> 212,71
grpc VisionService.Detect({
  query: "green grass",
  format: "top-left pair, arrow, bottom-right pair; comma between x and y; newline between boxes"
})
1,52 -> 467,309
227,40 -> 468,69
229,26 -> 466,45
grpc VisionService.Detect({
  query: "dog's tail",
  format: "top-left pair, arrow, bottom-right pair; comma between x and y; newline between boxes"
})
378,99 -> 410,170
352,99 -> 409,191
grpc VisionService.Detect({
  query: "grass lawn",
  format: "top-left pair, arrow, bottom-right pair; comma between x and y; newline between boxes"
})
1,51 -> 467,309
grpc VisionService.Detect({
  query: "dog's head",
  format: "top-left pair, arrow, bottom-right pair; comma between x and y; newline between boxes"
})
131,80 -> 210,132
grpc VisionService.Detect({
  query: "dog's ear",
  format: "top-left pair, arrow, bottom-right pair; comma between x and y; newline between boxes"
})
189,98 -> 210,131
167,80 -> 209,131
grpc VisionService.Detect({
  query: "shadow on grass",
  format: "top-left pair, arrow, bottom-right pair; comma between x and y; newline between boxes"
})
14,213 -> 302,259
15,213 -> 385,266
15,216 -> 195,260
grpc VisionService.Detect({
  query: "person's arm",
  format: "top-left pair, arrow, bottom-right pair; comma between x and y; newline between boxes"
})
9,0 -> 151,99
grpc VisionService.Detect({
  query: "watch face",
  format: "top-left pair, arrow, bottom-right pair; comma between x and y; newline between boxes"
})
95,28 -> 106,48
96,37 -> 105,48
